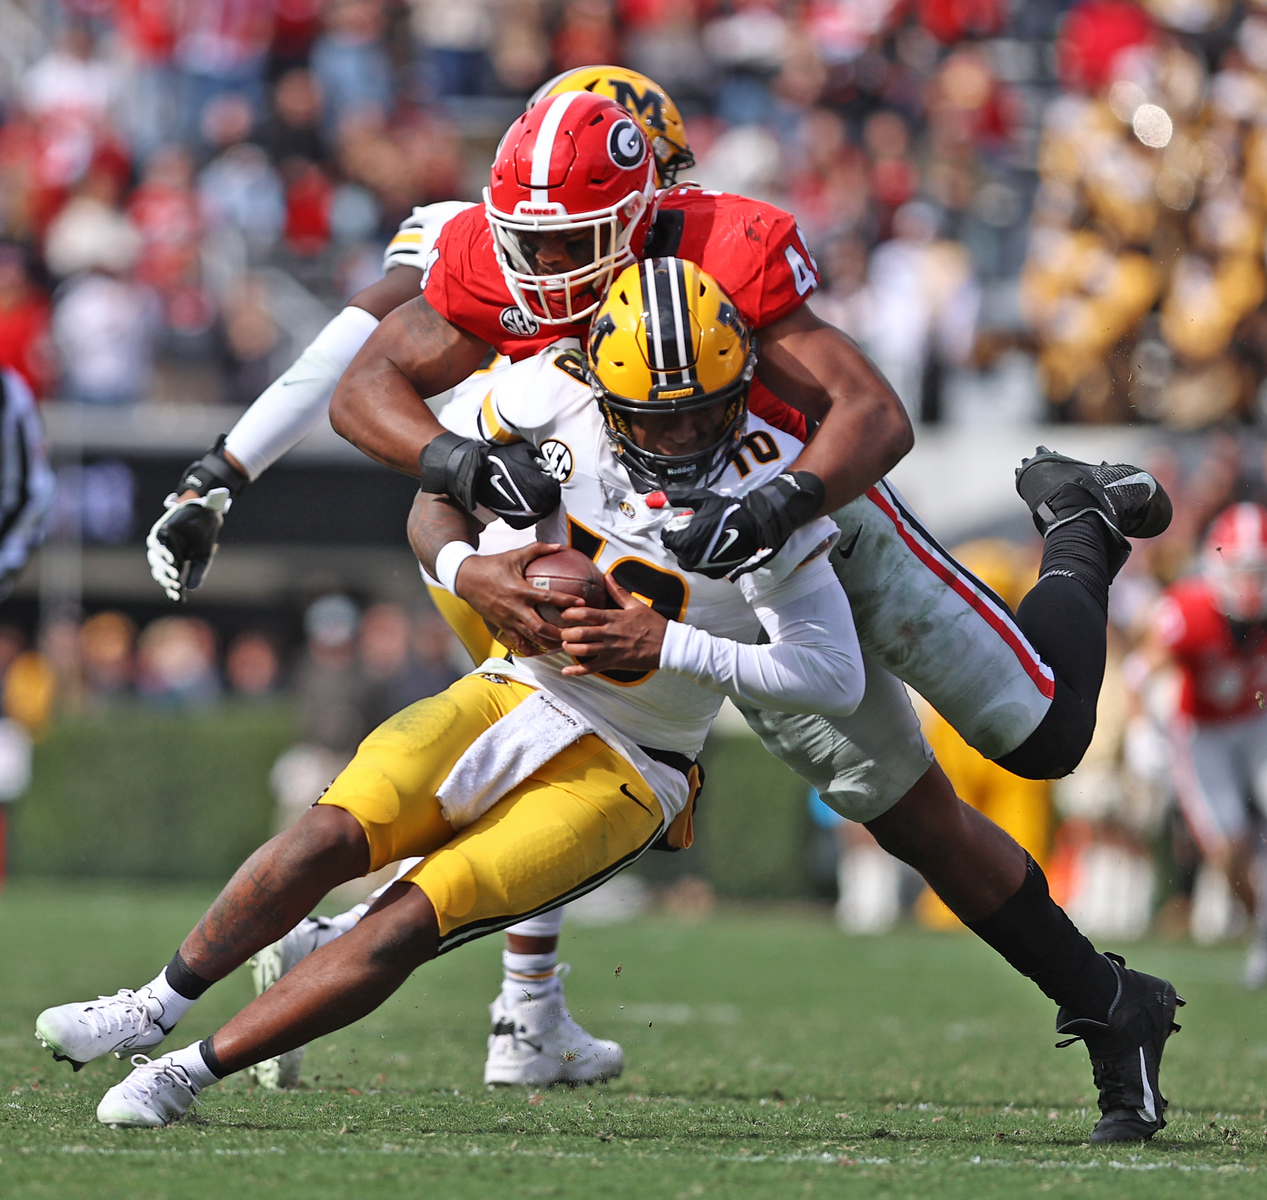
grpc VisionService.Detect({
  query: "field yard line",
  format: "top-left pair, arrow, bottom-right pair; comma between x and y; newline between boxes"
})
29,1144 -> 1259,1174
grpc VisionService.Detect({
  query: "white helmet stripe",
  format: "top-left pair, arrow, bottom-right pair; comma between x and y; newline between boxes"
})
666,258 -> 692,384
643,261 -> 668,385
530,91 -> 583,203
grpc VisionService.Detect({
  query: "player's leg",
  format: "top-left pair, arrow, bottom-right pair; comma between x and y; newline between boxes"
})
96,730 -> 665,1126
35,803 -> 372,1070
246,580 -> 612,1089
424,575 -> 616,1084
745,660 -> 1182,1143
995,448 -> 1171,776
36,674 -> 525,1071
486,908 -> 622,1086
866,763 -> 1182,1142
831,450 -> 1170,781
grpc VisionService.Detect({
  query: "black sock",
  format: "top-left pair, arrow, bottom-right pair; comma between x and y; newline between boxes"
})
1034,513 -> 1114,614
996,571 -> 1108,779
165,951 -> 215,1001
967,854 -> 1119,1023
199,1037 -> 226,1081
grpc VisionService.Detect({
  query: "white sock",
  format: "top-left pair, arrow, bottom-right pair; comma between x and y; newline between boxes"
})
501,949 -> 559,1005
140,970 -> 198,1032
163,1041 -> 222,1089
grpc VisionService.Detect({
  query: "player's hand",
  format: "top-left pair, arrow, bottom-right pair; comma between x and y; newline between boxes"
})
656,471 -> 826,580
453,541 -> 576,653
419,433 -> 560,530
560,573 -> 668,676
145,489 -> 232,602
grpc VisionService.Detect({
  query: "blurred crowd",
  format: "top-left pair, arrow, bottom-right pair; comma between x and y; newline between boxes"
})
0,589 -> 464,835
1,3 -> 1267,426
0,592 -> 460,751
1022,1 -> 1267,426
0,0 -> 1125,423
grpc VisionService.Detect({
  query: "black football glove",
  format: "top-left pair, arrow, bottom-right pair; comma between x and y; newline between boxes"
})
659,470 -> 825,580
146,436 -> 248,602
418,432 -> 560,530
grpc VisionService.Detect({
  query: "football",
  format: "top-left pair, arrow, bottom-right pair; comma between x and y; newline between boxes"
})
524,548 -> 608,623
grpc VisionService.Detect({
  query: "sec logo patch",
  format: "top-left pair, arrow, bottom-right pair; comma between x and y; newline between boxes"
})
500,306 -> 540,337
538,439 -> 574,482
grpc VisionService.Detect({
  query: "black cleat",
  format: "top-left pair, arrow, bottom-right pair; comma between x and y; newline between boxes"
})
1015,447 -> 1173,576
1055,953 -> 1185,1143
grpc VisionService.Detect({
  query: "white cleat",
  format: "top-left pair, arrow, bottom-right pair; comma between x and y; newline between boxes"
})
247,913 -> 359,1089
97,1054 -> 201,1128
36,990 -> 168,1070
484,965 -> 624,1087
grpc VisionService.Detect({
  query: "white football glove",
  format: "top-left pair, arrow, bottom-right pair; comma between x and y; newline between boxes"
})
146,488 -> 232,602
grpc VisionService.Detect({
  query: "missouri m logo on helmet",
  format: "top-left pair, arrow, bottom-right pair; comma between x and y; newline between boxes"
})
529,65 -> 695,186
586,258 -> 756,491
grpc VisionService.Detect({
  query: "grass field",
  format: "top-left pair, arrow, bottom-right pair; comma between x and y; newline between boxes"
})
2,881 -> 1266,1199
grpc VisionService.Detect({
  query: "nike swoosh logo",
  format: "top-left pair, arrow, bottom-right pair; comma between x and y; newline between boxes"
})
1136,1047 -> 1156,1123
838,526 -> 862,559
711,528 -> 741,562
620,783 -> 654,816
1105,472 -> 1156,498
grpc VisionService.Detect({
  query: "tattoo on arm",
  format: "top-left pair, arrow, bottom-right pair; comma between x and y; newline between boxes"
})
408,491 -> 483,573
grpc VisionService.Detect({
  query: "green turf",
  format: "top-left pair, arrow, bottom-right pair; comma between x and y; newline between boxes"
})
1,881 -> 1265,1199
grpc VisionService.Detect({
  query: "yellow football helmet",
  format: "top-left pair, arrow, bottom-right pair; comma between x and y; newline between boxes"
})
528,65 -> 695,186
586,258 -> 756,490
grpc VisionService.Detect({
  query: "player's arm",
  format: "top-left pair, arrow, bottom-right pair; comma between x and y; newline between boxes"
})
406,490 -> 580,655
560,541 -> 865,716
757,303 -> 913,512
660,305 -> 912,580
146,267 -> 424,602
329,293 -> 490,472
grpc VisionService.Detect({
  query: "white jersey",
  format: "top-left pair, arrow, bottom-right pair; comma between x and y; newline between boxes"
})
468,340 -> 845,816
383,201 -> 478,281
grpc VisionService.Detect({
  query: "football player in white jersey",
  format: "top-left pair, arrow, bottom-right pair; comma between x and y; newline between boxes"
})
147,71 -> 691,1090
42,260 -> 867,1129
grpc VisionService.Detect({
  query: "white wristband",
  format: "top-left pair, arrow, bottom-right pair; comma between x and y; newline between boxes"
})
434,541 -> 478,594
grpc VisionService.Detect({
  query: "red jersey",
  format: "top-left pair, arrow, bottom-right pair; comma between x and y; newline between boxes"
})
1154,577 -> 1267,721
423,188 -> 821,440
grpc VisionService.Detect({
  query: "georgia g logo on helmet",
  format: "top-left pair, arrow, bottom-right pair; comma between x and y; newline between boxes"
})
609,119 -> 647,170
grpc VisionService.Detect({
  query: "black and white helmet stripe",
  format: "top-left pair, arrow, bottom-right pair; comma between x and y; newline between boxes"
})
639,258 -> 694,389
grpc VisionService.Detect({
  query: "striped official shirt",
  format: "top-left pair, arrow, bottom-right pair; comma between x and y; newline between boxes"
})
0,369 -> 54,598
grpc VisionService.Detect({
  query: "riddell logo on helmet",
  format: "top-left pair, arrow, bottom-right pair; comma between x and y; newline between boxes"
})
500,306 -> 540,337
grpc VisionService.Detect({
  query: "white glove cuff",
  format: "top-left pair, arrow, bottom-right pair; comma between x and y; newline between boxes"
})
434,541 -> 478,594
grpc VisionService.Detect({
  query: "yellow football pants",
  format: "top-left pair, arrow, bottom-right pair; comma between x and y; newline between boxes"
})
318,673 -> 664,953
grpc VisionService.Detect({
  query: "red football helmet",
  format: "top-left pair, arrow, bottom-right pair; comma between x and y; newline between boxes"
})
1202,502 -> 1267,622
484,91 -> 657,325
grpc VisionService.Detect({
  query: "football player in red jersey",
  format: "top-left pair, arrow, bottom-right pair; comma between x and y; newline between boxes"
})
143,76 -> 1181,1139
332,93 -> 1181,1141
1151,503 -> 1267,986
